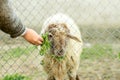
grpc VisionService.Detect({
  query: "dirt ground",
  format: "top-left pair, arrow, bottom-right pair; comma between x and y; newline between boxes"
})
79,58 -> 120,80
0,50 -> 120,80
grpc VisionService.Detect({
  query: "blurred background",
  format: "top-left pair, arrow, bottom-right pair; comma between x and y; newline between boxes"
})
0,0 -> 120,80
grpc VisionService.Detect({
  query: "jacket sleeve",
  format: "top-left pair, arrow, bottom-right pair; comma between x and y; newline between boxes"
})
0,0 -> 26,38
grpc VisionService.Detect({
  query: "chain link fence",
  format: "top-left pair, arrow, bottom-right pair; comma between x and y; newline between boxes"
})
0,0 -> 120,80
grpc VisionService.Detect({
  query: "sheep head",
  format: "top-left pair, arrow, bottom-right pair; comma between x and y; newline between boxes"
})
46,23 -> 81,57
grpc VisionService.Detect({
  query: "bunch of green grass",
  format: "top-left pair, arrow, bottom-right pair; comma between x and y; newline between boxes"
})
39,32 -> 51,56
3,73 -> 31,80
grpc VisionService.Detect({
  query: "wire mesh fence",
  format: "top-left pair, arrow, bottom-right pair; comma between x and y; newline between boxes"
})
0,0 -> 120,80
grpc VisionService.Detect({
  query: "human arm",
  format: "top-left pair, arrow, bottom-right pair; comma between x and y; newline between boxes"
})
0,0 -> 43,45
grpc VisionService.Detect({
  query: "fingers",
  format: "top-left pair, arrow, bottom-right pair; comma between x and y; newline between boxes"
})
31,40 -> 41,46
35,39 -> 43,46
37,41 -> 42,45
38,36 -> 43,42
33,36 -> 43,46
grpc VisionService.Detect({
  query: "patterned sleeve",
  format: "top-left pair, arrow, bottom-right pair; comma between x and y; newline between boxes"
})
0,0 -> 26,38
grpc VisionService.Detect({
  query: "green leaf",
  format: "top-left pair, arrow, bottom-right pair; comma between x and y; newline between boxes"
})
39,32 -> 51,56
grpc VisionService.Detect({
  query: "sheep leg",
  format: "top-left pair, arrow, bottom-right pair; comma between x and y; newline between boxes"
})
68,73 -> 76,80
68,75 -> 80,80
68,75 -> 76,80
69,76 -> 74,80
47,76 -> 55,80
76,75 -> 80,80
68,70 -> 80,80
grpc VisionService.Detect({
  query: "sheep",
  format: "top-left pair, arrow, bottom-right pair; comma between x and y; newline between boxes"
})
40,13 -> 83,80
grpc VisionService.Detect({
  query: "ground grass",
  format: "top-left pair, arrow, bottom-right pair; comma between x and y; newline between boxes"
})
81,44 -> 117,60
2,46 -> 36,61
2,73 -> 31,80
118,52 -> 120,59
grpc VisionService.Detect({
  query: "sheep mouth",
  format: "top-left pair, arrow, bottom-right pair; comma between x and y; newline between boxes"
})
56,53 -> 64,57
53,50 -> 65,57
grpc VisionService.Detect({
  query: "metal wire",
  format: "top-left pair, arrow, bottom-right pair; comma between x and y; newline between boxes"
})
0,0 -> 120,80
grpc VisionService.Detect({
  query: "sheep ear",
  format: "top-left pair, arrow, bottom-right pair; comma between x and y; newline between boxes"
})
67,34 -> 81,42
